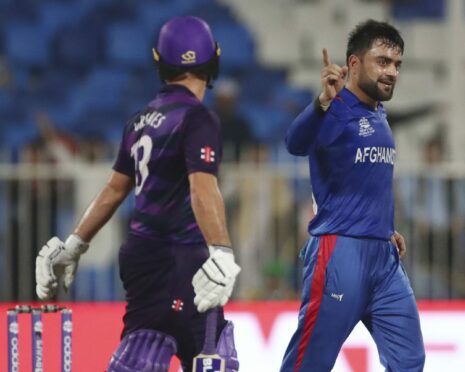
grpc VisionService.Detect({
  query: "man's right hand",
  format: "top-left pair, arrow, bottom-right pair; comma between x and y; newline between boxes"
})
35,235 -> 89,300
319,48 -> 348,106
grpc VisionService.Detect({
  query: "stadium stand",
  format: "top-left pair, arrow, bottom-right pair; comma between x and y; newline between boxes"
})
1,0 -> 460,302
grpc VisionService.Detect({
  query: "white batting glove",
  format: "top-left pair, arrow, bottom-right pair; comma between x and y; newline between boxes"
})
192,245 -> 241,313
35,235 -> 89,300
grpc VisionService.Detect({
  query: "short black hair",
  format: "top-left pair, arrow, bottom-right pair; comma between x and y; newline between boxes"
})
346,20 -> 404,64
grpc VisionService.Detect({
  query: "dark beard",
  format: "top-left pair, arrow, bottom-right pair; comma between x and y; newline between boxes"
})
358,75 -> 395,102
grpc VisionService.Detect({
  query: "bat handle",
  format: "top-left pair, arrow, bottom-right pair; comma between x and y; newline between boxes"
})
203,307 -> 218,354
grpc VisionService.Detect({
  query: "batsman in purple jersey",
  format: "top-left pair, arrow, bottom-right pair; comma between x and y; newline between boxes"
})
113,85 -> 221,244
35,16 -> 240,372
280,21 -> 425,372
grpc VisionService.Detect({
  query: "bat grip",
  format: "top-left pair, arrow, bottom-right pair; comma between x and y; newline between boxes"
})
203,307 -> 218,354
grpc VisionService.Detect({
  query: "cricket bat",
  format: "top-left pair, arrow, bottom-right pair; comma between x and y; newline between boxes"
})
193,307 -> 226,372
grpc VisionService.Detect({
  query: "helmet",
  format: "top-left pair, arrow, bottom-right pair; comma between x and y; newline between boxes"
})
153,16 -> 220,86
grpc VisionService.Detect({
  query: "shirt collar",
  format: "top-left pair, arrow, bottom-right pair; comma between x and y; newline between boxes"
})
337,87 -> 383,111
160,83 -> 196,97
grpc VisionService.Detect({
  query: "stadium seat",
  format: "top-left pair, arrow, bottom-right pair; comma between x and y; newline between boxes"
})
105,23 -> 151,68
238,65 -> 287,104
3,120 -> 39,153
4,23 -> 50,67
239,103 -> 292,145
0,92 -> 26,132
124,68 -> 160,101
271,83 -> 314,116
71,265 -> 123,301
67,68 -> 129,116
211,22 -> 255,73
37,2 -> 86,37
136,2 -> 181,37
46,102 -> 81,132
12,67 -> 75,112
0,90 -> 13,114
0,2 -> 36,25
52,25 -> 105,72
73,107 -> 126,140
189,2 -> 236,24
84,1 -> 137,27
391,0 -> 446,19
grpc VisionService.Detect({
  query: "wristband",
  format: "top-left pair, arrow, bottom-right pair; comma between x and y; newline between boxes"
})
313,98 -> 330,115
65,234 -> 90,254
320,101 -> 331,112
208,244 -> 233,256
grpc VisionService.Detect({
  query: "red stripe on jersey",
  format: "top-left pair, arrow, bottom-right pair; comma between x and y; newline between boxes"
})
294,235 -> 337,372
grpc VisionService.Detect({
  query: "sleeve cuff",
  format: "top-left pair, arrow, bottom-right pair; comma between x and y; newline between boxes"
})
313,98 -> 329,115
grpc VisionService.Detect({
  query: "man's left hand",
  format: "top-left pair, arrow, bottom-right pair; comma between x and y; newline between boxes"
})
391,230 -> 406,258
192,245 -> 241,312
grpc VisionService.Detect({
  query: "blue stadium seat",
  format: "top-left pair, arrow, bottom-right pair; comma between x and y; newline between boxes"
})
34,68 -> 77,104
211,22 -> 255,73
0,90 -> 13,113
3,120 -> 39,152
37,2 -> 86,37
239,103 -> 292,145
45,67 -> 115,131
12,67 -> 74,111
0,92 -> 26,131
271,84 -> 314,116
71,107 -> 126,141
123,68 -> 160,109
238,66 -> 287,104
189,2 -> 236,24
51,21 -> 105,72
84,1 -> 137,27
5,23 -> 50,66
0,2 -> 36,25
106,23 -> 151,68
62,68 -> 129,126
391,0 -> 445,19
136,2 -> 181,37
71,265 -> 123,301
46,102 -> 81,131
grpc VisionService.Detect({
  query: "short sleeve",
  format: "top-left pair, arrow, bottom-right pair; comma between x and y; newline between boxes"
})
183,106 -> 221,175
112,125 -> 135,178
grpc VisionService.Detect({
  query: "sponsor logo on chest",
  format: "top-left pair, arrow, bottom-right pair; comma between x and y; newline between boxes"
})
358,117 -> 375,137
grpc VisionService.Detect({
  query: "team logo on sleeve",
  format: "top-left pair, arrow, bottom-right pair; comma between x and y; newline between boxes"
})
200,146 -> 215,163
358,117 -> 375,137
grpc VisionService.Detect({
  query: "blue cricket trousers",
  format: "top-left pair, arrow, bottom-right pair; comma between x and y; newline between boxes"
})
280,235 -> 425,372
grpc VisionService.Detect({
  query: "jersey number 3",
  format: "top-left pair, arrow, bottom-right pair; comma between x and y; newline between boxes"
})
131,135 -> 153,195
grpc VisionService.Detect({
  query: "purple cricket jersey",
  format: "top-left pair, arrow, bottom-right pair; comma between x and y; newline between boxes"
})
113,84 -> 221,244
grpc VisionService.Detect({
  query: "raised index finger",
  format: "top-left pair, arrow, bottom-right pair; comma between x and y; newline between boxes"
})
322,48 -> 330,67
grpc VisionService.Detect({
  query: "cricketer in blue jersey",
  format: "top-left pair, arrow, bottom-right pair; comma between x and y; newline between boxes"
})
35,16 -> 240,372
280,20 -> 425,372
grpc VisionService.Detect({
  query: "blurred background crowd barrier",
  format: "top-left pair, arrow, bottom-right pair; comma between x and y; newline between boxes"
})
1,161 -> 465,302
1,0 -> 465,303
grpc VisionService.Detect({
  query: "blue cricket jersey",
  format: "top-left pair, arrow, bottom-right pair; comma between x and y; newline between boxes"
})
286,88 -> 395,240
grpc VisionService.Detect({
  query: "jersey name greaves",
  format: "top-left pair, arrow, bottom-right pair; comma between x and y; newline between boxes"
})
133,111 -> 166,131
